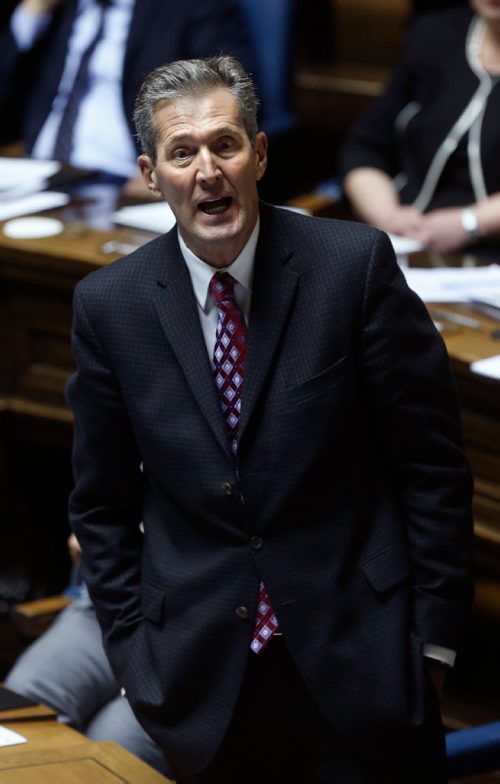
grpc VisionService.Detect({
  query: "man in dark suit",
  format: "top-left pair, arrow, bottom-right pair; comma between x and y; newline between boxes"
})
67,55 -> 474,783
0,0 -> 254,188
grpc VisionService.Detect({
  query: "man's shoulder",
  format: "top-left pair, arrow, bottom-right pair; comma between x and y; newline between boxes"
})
261,202 -> 386,258
75,230 -> 178,302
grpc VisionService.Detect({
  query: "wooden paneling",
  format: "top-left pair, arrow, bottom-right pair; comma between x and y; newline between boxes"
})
294,0 -> 412,138
332,0 -> 411,67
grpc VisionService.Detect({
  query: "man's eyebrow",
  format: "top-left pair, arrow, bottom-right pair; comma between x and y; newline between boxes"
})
164,126 -> 241,147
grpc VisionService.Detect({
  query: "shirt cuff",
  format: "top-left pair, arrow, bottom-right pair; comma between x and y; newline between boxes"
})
11,6 -> 52,51
423,643 -> 456,668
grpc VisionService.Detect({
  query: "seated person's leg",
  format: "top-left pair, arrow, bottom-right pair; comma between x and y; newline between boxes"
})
86,694 -> 172,777
5,595 -> 117,729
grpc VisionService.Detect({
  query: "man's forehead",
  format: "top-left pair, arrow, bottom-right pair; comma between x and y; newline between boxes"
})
153,89 -> 246,142
155,88 -> 239,121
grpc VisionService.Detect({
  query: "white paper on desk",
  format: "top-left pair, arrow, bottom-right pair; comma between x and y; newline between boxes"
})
468,287 -> 500,312
0,191 -> 70,221
0,725 -> 27,747
112,202 -> 176,234
402,264 -> 500,303
470,354 -> 500,380
0,157 -> 60,192
387,233 -> 424,256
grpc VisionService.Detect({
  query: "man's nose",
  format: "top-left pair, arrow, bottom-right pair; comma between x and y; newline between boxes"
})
196,149 -> 221,184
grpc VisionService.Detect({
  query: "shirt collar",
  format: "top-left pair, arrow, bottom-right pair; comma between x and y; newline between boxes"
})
178,218 -> 259,312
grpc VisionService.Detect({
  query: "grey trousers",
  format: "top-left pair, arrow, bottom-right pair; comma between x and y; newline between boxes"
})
6,595 -> 171,778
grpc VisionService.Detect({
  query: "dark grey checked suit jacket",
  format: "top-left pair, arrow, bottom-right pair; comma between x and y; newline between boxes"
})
67,202 -> 473,773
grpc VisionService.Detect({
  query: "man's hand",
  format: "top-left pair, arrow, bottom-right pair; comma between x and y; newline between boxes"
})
20,0 -> 64,16
67,532 -> 82,569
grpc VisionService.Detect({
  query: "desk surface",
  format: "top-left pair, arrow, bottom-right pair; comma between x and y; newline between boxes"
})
0,191 -> 155,274
0,706 -> 55,724
0,738 -> 171,783
1,191 -> 499,363
1,719 -> 85,751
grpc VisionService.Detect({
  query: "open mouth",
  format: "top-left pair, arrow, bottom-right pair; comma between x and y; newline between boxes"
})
198,197 -> 232,215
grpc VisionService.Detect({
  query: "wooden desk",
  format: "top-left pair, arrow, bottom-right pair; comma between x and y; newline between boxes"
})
0,705 -> 55,724
1,719 -> 86,751
0,739 -> 172,782
0,190 -> 154,423
0,694 -> 172,781
0,192 -> 499,592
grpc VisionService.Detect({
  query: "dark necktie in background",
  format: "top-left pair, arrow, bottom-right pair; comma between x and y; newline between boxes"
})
210,272 -> 279,654
52,0 -> 110,163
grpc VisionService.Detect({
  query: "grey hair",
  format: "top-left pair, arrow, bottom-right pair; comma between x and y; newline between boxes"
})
134,55 -> 260,163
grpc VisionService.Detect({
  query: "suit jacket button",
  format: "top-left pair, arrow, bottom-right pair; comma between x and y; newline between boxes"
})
250,536 -> 263,550
236,606 -> 249,619
221,481 -> 233,496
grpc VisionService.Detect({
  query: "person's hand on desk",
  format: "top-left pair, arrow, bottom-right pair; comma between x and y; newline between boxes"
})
20,0 -> 64,15
410,207 -> 476,253
401,194 -> 500,252
381,204 -> 425,239
343,168 -> 425,238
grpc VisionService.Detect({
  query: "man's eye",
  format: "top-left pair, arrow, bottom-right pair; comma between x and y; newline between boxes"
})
218,139 -> 234,152
174,149 -> 190,160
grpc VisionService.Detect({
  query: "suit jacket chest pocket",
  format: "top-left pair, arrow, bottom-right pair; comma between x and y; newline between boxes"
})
288,355 -> 347,406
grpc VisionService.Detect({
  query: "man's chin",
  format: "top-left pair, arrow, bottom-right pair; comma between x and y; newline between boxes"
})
195,219 -> 241,245
190,224 -> 245,265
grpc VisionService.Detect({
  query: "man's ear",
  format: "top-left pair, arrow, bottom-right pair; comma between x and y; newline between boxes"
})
138,154 -> 162,198
254,131 -> 268,182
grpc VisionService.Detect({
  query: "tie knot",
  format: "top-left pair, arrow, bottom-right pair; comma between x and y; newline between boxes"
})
210,272 -> 235,305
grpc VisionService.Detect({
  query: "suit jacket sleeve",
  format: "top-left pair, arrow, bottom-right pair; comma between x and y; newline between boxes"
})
360,230 -> 474,647
67,284 -> 146,678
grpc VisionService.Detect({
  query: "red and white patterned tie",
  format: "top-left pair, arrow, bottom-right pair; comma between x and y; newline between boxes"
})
210,272 -> 247,456
210,272 -> 278,653
250,580 -> 279,654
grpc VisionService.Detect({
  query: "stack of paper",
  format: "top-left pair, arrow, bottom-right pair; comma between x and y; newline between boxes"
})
0,191 -> 69,222
0,157 -> 70,222
402,264 -> 500,315
470,355 -> 500,380
112,202 -> 176,234
0,726 -> 26,748
0,157 -> 60,200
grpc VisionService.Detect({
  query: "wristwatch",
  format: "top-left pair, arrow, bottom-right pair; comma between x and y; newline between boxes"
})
461,207 -> 479,241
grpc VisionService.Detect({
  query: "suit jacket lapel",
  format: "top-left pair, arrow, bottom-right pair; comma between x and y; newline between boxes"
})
238,206 -> 300,442
151,206 -> 300,459
152,232 -> 232,460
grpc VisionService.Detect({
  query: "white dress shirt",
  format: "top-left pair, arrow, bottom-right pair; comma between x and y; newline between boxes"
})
11,0 -> 137,177
178,221 -> 259,358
